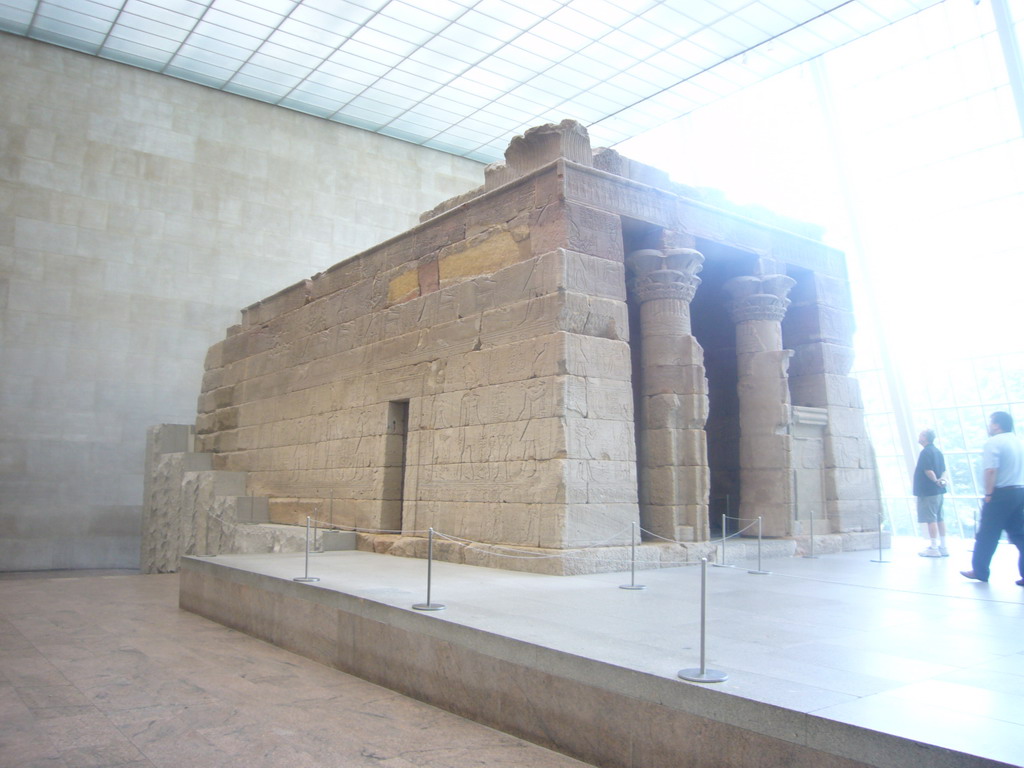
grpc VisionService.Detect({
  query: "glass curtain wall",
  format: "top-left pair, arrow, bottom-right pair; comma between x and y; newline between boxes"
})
620,0 -> 1024,540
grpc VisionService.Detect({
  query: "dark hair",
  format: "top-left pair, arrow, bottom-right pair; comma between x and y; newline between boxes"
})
921,428 -> 936,444
990,411 -> 1015,433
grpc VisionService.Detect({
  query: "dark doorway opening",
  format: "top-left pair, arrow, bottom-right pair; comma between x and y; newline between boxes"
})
382,400 -> 409,533
690,239 -> 759,536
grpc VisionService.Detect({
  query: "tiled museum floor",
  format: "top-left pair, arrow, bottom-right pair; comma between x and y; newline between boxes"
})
0,571 -> 592,768
2,536 -> 1023,768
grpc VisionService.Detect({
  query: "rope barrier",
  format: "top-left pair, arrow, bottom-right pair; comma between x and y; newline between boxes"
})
713,515 -> 763,541
313,521 -> 426,536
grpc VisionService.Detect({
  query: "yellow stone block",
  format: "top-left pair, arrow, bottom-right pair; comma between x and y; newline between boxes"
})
439,230 -> 523,284
387,267 -> 420,305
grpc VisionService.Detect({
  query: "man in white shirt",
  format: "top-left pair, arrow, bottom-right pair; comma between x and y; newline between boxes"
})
961,411 -> 1024,584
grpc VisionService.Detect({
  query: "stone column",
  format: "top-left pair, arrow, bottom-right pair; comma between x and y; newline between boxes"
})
627,248 -> 709,542
724,274 -> 796,538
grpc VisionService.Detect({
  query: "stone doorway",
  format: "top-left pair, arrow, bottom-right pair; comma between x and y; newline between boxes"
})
383,400 -> 409,533
690,239 -> 760,537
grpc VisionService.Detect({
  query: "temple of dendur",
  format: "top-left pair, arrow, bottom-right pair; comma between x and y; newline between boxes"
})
143,120 -> 882,575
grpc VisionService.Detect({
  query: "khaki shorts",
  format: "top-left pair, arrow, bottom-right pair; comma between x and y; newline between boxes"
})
916,494 -> 944,523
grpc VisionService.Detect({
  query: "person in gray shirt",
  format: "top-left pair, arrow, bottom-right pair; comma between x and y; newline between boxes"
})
961,411 -> 1024,584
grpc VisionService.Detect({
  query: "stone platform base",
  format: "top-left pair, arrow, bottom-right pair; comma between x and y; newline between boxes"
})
179,552 -> 1003,768
191,527 -> 895,576
346,530 -> 894,575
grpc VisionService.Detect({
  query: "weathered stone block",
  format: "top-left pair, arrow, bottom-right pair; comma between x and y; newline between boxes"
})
553,249 -> 627,300
465,180 -> 536,234
794,374 -> 864,409
741,433 -> 793,469
564,460 -> 638,505
564,335 -> 633,381
824,435 -> 876,470
438,228 -> 529,288
785,303 -> 856,346
825,467 -> 883,503
564,376 -> 635,421
641,364 -> 708,397
830,498 -> 885,532
642,465 -> 709,506
566,417 -> 636,462
789,342 -> 856,377
642,427 -> 707,467
485,120 -> 591,191
642,334 -> 705,366
479,292 -> 627,350
530,201 -> 623,262
643,392 -> 709,430
416,460 -> 567,505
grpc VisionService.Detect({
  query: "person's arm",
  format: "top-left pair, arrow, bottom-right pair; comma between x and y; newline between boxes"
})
983,467 -> 997,501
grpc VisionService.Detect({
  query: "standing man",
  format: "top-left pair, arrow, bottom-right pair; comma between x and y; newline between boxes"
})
914,429 -> 948,557
961,411 -> 1024,584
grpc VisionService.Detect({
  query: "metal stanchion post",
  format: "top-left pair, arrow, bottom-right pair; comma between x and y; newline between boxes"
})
748,516 -> 770,575
413,528 -> 446,611
713,512 -> 728,568
620,521 -> 646,590
196,507 -> 213,557
804,507 -> 818,559
871,510 -> 890,563
678,558 -> 728,683
293,516 -> 320,583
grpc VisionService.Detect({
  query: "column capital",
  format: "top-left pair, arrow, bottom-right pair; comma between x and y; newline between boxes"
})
627,248 -> 704,304
724,274 -> 795,323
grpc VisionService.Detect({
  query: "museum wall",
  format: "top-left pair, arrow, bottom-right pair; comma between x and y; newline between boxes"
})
0,33 -> 485,571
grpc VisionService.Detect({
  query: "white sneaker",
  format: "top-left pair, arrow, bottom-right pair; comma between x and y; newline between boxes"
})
938,546 -> 949,557
919,547 -> 941,558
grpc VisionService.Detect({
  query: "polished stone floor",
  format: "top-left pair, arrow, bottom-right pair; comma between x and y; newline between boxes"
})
0,571 -> 593,767
2,536 -> 1023,768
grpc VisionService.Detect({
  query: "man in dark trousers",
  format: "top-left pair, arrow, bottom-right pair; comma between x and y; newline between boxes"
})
961,411 -> 1024,584
914,428 -> 948,557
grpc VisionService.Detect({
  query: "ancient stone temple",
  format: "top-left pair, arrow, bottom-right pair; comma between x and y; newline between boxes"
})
143,120 -> 882,574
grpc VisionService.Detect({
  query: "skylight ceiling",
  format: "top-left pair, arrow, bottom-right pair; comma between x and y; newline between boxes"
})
0,0 -> 942,162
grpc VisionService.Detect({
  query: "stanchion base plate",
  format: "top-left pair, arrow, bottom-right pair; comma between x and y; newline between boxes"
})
802,555 -> 819,559
747,569 -> 771,575
710,563 -> 729,568
678,668 -> 728,683
293,577 -> 320,582
412,603 -> 446,611
619,584 -> 646,590
870,559 -> 890,563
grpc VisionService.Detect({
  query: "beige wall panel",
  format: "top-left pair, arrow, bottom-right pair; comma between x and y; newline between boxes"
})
0,35 -> 484,570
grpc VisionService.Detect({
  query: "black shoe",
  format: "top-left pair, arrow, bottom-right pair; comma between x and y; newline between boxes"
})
1016,579 -> 1024,587
960,570 -> 988,582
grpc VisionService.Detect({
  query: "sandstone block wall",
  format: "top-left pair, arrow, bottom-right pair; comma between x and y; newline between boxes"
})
197,148 -> 640,550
